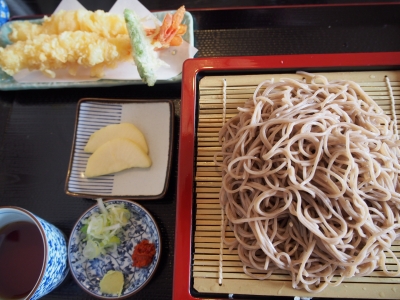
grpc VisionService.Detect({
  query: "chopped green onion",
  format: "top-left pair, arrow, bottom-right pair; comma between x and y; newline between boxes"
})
82,199 -> 130,259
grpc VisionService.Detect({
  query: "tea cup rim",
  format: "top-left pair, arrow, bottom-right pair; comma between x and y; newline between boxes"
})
0,206 -> 48,300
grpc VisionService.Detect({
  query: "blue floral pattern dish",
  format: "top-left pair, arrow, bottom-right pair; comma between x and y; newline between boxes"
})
68,200 -> 161,299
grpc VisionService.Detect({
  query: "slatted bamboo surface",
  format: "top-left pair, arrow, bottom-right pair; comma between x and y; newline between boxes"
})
193,71 -> 400,299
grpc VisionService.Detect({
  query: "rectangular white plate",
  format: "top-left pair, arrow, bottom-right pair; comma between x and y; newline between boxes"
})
65,98 -> 174,200
0,10 -> 194,90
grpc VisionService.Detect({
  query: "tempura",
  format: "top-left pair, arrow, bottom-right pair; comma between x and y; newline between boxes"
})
8,10 -> 128,42
0,32 -> 131,78
0,7 -> 187,79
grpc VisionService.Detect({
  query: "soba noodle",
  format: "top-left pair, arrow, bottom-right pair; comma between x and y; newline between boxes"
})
215,73 -> 400,293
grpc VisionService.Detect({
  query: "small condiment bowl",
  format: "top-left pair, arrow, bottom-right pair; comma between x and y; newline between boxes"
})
68,199 -> 161,299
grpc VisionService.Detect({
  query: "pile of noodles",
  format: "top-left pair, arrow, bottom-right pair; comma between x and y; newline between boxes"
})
215,73 -> 400,293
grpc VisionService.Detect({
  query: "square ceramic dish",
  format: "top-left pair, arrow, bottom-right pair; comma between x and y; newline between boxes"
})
173,52 -> 400,300
65,98 -> 174,200
0,10 -> 194,90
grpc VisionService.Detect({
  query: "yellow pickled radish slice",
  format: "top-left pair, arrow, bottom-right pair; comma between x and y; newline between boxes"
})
85,138 -> 151,178
84,123 -> 148,154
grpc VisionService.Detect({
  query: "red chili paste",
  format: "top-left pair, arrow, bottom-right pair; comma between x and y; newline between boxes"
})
132,240 -> 156,268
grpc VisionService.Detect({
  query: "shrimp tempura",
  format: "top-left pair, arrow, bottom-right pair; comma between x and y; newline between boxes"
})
151,6 -> 187,48
0,31 -> 132,78
9,10 -> 128,42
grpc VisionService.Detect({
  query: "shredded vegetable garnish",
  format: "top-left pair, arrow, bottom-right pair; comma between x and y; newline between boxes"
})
81,198 -> 130,259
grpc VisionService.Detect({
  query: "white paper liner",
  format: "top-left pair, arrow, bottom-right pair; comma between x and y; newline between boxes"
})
12,0 -> 197,83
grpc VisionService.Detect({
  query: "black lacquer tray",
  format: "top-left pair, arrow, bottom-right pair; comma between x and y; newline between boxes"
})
1,2 -> 400,300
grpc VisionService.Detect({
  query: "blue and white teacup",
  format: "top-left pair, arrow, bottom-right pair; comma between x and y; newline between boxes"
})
0,206 -> 69,300
0,0 -> 9,26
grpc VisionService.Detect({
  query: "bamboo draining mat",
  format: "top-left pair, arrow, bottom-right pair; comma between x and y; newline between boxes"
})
193,71 -> 400,299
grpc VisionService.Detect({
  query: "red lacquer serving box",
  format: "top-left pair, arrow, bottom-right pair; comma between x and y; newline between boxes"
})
173,52 -> 400,300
